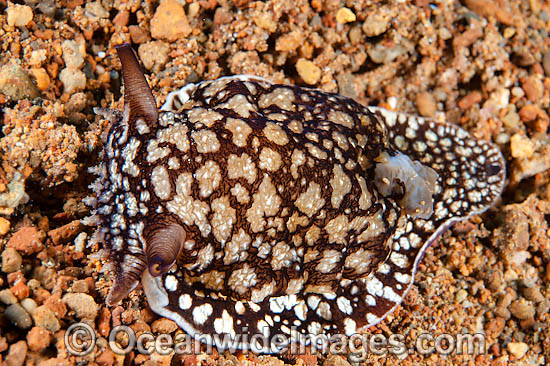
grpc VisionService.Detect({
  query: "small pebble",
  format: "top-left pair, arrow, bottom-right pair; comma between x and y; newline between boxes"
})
129,25 -> 150,44
63,293 -> 99,320
65,92 -> 88,114
2,247 -> 22,273
504,269 -> 519,282
0,217 -> 10,236
453,26 -> 483,49
514,151 -> 550,182
20,298 -> 37,314
336,8 -> 356,24
7,226 -> 43,255
213,7 -> 233,25
27,278 -> 41,291
495,132 -> 510,145
455,289 -> 468,303
522,287 -> 544,303
487,272 -> 505,292
37,0 -> 55,17
5,303 -> 33,329
188,2 -> 200,18
44,294 -> 67,318
520,317 -> 535,329
325,355 -> 351,366
362,11 -> 390,37
296,59 -> 321,85
6,3 -> 33,27
35,358 -> 64,366
494,306 -> 511,319
4,340 -> 27,366
529,112 -> 549,133
32,305 -> 61,333
11,280 -> 30,300
98,307 -> 112,337
85,1 -> 109,19
416,91 -> 436,117
141,308 -> 157,323
63,198 -> 88,217
48,220 -> 84,245
509,299 -> 536,320
59,68 -> 86,94
438,27 -> 452,40
502,111 -> 520,129
113,10 -> 130,27
368,42 -> 408,64
7,271 -> 24,286
511,86 -> 525,97
336,73 -> 357,99
537,299 -> 550,315
74,232 -> 87,253
254,12 -> 277,33
513,48 -> 536,67
458,91 -> 482,110
275,31 -> 302,52
138,41 -> 170,73
503,27 -> 515,38
498,292 -> 516,308
485,317 -> 505,338
510,134 -> 535,159
522,76 -> 543,102
506,250 -> 530,267
96,349 -> 116,366
121,308 -> 139,324
27,327 -> 51,352
0,288 -> 18,304
33,288 -> 51,306
30,68 -> 51,90
518,105 -> 539,122
151,318 -> 178,334
71,279 -> 89,293
507,342 -> 529,359
530,0 -> 541,14
61,40 -> 85,69
0,61 -> 39,100
463,0 -> 516,26
348,26 -> 362,45
150,0 -> 191,41
132,319 -> 152,335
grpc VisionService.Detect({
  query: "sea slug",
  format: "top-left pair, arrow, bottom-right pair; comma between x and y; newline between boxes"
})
85,44 -> 505,352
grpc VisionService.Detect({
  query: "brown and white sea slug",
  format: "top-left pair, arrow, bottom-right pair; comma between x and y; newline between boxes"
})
85,44 -> 505,352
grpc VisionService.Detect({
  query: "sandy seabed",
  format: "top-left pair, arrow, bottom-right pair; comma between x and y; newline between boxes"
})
0,0 -> 549,365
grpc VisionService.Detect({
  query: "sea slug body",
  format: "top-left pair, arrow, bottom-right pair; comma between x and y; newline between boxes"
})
85,44 -> 505,353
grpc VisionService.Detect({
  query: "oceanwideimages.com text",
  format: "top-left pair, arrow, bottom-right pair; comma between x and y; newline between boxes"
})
65,322 -> 487,360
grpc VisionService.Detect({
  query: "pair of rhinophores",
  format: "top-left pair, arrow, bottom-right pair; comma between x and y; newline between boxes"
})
84,44 -> 505,353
